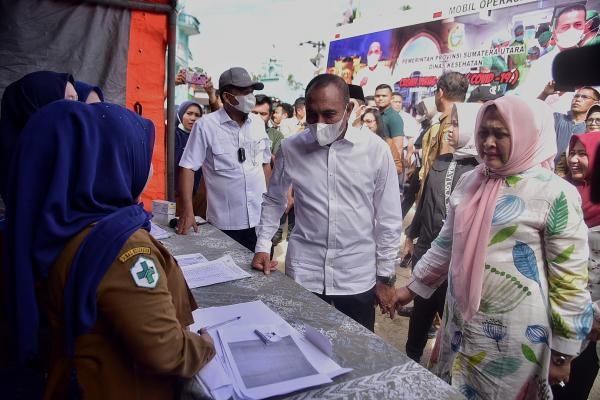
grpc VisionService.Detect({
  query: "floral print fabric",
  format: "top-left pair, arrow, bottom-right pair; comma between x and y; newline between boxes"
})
410,167 -> 592,399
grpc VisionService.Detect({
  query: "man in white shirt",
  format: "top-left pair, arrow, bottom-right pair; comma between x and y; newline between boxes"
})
355,41 -> 393,97
279,97 -> 306,137
514,4 -> 586,112
252,74 -> 403,331
392,91 -> 420,172
177,67 -> 272,251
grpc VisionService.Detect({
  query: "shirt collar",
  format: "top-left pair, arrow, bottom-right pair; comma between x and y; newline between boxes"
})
217,107 -> 251,126
340,125 -> 361,145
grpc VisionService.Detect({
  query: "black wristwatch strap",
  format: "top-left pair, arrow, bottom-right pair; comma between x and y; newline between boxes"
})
376,274 -> 397,286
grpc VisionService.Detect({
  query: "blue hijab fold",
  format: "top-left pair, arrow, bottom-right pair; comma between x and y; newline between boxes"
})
4,100 -> 155,363
74,80 -> 105,103
0,71 -> 74,199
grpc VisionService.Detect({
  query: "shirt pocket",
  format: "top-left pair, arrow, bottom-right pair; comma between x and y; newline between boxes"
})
288,258 -> 321,283
246,138 -> 269,166
212,146 -> 237,171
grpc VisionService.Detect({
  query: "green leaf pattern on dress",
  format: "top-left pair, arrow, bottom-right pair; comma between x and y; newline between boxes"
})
433,234 -> 452,249
548,268 -> 587,308
521,343 -> 541,367
482,356 -> 522,378
546,192 -> 568,236
551,311 -> 572,339
551,245 -> 574,264
506,175 -> 523,187
480,265 -> 532,314
489,225 -> 518,246
453,351 -> 487,376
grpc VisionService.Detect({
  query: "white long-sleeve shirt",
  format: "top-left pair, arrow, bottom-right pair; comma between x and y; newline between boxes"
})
255,126 -> 403,295
179,109 -> 271,230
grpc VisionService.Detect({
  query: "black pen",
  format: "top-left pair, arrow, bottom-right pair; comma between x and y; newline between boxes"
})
198,316 -> 241,333
254,329 -> 271,345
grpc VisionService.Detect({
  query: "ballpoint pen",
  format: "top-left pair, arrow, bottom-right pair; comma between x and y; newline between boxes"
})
198,316 -> 241,332
254,329 -> 271,345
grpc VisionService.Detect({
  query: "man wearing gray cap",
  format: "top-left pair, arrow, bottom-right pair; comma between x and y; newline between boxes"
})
177,67 -> 272,251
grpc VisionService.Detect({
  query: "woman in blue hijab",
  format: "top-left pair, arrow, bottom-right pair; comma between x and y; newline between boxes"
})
0,71 -> 77,199
3,101 -> 215,398
74,80 -> 104,104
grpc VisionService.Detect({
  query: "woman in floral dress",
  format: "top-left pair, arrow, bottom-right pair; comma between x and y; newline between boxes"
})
394,96 -> 592,399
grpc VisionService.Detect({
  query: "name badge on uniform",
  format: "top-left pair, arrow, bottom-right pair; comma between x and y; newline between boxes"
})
130,256 -> 160,289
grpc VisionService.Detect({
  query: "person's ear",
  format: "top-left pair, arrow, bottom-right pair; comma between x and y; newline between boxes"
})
347,101 -> 355,114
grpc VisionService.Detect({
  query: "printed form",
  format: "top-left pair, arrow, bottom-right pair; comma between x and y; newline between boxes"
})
175,253 -> 251,288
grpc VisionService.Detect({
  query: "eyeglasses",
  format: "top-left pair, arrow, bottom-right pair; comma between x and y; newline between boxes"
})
362,119 -> 376,123
586,118 -> 600,125
573,93 -> 597,101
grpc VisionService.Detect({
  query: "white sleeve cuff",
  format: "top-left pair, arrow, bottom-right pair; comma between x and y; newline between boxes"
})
254,237 -> 273,254
407,277 -> 436,299
551,337 -> 584,357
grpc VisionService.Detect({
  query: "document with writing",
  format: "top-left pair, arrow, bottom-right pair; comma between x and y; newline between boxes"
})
149,221 -> 173,240
174,252 -> 208,266
178,254 -> 250,288
191,301 -> 351,400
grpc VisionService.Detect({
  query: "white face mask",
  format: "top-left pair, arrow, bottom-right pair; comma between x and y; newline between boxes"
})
309,109 -> 347,146
555,28 -> 583,49
367,54 -> 379,68
228,92 -> 256,114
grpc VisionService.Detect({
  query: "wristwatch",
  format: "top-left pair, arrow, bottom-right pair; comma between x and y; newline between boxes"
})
376,274 -> 397,286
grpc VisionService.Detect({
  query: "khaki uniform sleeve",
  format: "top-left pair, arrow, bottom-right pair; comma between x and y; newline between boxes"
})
97,247 -> 215,377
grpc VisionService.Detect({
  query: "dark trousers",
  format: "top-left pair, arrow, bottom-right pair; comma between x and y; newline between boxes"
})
401,166 -> 421,216
314,287 -> 376,332
222,227 -> 257,252
406,280 -> 447,362
270,208 -> 295,258
552,340 -> 599,400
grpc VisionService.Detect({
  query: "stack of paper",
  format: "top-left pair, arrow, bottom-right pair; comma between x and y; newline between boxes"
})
149,221 -> 173,240
175,253 -> 251,288
191,301 -> 351,400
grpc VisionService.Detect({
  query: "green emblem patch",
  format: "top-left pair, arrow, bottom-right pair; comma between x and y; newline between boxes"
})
130,256 -> 159,288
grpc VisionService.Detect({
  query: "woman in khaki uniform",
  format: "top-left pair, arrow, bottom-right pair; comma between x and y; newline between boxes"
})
3,100 -> 215,399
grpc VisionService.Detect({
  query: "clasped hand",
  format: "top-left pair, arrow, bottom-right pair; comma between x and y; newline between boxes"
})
377,285 -> 415,319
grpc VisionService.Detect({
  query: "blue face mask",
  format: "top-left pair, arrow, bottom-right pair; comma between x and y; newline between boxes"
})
515,35 -> 524,42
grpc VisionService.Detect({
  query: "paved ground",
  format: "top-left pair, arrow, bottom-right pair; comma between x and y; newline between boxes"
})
271,207 -> 599,398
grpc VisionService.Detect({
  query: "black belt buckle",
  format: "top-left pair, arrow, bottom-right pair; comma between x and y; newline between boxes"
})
238,147 -> 246,163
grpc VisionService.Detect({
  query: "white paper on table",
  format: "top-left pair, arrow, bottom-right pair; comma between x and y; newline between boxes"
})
218,324 -> 332,399
149,221 -> 173,239
195,356 -> 234,400
180,254 -> 250,288
298,328 -> 353,380
304,324 -> 332,356
191,301 -> 351,399
174,252 -> 208,266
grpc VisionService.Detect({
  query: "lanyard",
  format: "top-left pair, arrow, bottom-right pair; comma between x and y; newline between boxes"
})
443,160 -> 457,217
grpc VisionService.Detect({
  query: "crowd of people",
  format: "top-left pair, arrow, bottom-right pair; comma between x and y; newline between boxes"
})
0,46 -> 599,399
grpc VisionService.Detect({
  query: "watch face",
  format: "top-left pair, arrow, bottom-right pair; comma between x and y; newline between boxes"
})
377,275 -> 396,285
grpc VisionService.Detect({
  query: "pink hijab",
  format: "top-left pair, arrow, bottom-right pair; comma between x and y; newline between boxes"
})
450,96 -> 542,321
